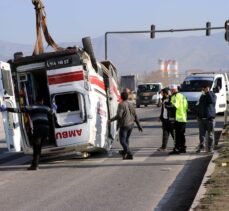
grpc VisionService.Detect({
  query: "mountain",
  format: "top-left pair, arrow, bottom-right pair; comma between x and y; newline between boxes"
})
91,32 -> 229,74
0,40 -> 33,61
1,32 -> 229,75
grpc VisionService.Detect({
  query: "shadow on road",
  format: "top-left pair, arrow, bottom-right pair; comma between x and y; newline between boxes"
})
155,155 -> 212,211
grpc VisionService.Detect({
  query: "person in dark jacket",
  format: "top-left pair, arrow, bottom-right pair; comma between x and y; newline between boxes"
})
196,84 -> 216,153
109,91 -> 143,159
3,95 -> 53,170
157,88 -> 174,151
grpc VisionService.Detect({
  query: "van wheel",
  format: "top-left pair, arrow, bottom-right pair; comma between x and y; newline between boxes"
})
145,104 -> 148,107
136,104 -> 140,108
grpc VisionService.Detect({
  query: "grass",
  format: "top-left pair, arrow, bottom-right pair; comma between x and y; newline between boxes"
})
194,133 -> 229,211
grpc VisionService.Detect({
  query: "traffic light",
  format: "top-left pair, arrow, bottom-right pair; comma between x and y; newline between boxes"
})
206,22 -> 211,36
225,20 -> 229,42
150,25 -> 155,39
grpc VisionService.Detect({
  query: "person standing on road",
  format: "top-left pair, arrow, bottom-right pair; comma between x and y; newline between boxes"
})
109,91 -> 143,159
1,95 -> 53,170
166,84 -> 188,154
157,88 -> 174,151
195,84 -> 216,153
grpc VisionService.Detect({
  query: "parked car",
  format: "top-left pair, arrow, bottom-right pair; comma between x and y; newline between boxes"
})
136,83 -> 163,108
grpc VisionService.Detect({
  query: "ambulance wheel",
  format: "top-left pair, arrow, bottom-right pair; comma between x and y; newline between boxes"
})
81,152 -> 90,158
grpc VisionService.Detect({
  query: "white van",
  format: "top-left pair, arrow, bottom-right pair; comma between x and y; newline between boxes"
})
180,72 -> 228,114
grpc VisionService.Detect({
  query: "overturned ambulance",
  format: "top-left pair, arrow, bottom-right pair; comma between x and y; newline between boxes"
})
0,37 -> 121,155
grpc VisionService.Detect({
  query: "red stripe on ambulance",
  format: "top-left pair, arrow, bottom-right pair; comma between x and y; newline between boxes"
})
89,75 -> 105,90
48,71 -> 84,85
111,82 -> 121,102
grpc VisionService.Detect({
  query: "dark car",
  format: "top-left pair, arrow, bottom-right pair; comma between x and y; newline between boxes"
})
136,83 -> 162,108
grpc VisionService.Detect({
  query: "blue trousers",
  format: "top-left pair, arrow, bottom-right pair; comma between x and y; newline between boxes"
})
119,125 -> 134,155
198,118 -> 215,150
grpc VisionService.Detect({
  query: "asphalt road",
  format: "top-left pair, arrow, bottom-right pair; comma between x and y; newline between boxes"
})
0,106 -> 224,211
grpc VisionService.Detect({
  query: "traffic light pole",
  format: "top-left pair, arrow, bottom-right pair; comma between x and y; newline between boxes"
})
105,25 -> 224,60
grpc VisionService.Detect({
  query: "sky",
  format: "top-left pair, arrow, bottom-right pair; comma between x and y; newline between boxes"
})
0,0 -> 229,44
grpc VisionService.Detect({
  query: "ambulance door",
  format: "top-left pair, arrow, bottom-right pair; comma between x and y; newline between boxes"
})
0,61 -> 22,152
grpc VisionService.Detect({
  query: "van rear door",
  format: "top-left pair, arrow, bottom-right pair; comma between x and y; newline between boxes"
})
0,61 -> 22,152
213,76 -> 227,113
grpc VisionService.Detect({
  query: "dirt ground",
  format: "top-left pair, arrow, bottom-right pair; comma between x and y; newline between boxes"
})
194,130 -> 229,211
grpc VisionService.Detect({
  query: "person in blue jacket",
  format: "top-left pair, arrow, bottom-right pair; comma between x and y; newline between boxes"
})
196,84 -> 216,153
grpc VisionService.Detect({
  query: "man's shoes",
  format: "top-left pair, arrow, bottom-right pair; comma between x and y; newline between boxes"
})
119,150 -> 125,156
179,146 -> 186,153
123,154 -> 133,160
27,166 -> 39,171
157,147 -> 167,152
169,149 -> 180,155
196,144 -> 204,153
206,147 -> 214,153
196,149 -> 201,153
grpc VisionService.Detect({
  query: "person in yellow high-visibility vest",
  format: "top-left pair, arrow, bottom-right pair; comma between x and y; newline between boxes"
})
166,84 -> 188,154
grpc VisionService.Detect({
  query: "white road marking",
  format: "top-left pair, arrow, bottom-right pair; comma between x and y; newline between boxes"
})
166,154 -> 198,161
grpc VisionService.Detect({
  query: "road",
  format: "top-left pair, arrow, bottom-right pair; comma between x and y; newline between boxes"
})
0,106 -> 224,211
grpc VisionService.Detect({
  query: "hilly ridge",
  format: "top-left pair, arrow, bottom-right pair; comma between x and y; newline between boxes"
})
0,32 -> 229,75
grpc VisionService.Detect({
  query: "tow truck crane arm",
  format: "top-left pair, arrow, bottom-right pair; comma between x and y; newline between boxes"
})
32,0 -> 64,55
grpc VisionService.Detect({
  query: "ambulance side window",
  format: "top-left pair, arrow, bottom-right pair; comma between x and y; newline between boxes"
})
53,92 -> 85,127
55,93 -> 80,113
1,69 -> 13,96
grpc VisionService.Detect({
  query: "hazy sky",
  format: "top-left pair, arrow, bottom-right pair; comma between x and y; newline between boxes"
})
0,0 -> 229,44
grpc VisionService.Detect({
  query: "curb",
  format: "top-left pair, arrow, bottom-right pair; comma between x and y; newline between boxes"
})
189,151 -> 218,210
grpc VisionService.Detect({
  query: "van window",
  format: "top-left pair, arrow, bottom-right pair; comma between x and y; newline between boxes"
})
215,78 -> 222,89
1,69 -> 13,96
180,78 -> 213,92
212,77 -> 222,93
53,92 -> 85,127
138,84 -> 159,92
